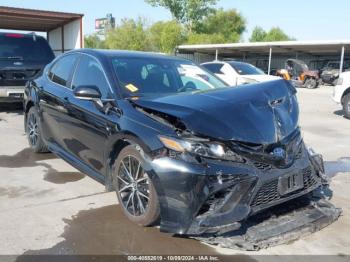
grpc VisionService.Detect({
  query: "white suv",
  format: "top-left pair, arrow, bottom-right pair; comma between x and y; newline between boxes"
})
332,71 -> 350,118
201,60 -> 279,87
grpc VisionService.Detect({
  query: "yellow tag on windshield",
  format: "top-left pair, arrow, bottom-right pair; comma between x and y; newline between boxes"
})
125,84 -> 138,93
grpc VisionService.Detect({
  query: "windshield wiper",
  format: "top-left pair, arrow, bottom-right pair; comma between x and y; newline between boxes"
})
125,94 -> 145,100
0,56 -> 24,60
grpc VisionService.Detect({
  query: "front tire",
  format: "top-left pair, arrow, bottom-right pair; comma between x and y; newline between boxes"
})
304,78 -> 318,89
343,94 -> 350,119
26,107 -> 48,153
113,145 -> 160,226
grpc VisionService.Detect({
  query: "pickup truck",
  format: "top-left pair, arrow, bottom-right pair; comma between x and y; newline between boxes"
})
0,32 -> 54,103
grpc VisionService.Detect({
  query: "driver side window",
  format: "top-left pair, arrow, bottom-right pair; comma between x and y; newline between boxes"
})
72,55 -> 110,98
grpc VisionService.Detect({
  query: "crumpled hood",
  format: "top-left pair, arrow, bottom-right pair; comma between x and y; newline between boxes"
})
133,79 -> 299,144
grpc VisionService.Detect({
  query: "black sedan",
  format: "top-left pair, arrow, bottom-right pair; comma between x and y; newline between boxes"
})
24,49 -> 325,235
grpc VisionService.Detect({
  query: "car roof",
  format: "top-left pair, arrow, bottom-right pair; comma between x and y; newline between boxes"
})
202,60 -> 252,66
201,61 -> 226,65
68,49 -> 191,62
0,32 -> 45,39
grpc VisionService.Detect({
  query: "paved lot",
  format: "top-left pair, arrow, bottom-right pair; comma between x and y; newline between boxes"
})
0,86 -> 349,258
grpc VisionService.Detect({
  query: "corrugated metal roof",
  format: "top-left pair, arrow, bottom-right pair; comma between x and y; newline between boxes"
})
0,6 -> 83,32
178,40 -> 350,55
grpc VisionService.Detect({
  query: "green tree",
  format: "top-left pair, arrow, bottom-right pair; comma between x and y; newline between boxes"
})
249,26 -> 267,42
149,20 -> 185,53
250,26 -> 294,42
105,17 -> 152,51
186,33 -> 226,44
196,8 -> 246,42
265,27 -> 293,41
145,0 -> 218,32
84,34 -> 105,48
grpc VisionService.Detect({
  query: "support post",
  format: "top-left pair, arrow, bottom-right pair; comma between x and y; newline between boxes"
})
268,47 -> 272,75
80,17 -> 83,48
61,26 -> 65,53
340,45 -> 345,73
215,49 -> 219,61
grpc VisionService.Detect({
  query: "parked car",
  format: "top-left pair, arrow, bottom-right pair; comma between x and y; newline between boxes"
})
332,71 -> 350,118
0,32 -> 54,104
321,61 -> 350,86
24,49 -> 325,235
201,60 -> 279,86
309,59 -> 329,75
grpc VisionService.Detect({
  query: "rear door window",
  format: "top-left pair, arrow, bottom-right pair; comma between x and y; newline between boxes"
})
0,34 -> 54,62
202,63 -> 224,74
229,62 -> 264,75
49,55 -> 78,88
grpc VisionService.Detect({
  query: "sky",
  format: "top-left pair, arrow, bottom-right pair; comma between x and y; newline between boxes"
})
1,0 -> 350,41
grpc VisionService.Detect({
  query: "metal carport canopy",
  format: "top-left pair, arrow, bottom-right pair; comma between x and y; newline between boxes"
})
0,6 -> 84,54
178,40 -> 350,55
178,40 -> 350,74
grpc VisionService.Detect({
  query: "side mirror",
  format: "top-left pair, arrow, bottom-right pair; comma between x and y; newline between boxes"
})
74,85 -> 102,100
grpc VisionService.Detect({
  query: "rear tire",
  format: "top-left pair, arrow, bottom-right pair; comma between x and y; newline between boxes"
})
304,78 -> 318,89
26,107 -> 48,153
113,145 -> 160,226
343,94 -> 350,119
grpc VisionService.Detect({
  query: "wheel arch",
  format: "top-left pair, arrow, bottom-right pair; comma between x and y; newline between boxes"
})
105,133 -> 154,192
341,87 -> 350,104
25,100 -> 34,113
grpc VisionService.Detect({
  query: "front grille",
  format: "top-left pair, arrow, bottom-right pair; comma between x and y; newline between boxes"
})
303,167 -> 319,189
322,74 -> 336,81
251,179 -> 279,207
251,143 -> 303,171
251,166 -> 318,207
253,161 -> 272,171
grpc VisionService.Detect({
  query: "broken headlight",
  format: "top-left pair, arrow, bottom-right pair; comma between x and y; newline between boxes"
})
159,136 -> 244,162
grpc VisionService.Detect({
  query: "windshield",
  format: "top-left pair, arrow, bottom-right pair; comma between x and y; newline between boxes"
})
112,57 -> 228,97
0,35 -> 54,62
229,62 -> 264,75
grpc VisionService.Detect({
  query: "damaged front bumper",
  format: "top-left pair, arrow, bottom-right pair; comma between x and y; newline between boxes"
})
148,144 -> 324,235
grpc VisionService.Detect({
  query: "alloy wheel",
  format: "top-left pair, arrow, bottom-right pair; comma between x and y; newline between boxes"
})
117,155 -> 150,217
27,113 -> 39,147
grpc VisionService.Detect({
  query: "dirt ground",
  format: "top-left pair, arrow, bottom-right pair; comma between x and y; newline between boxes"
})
0,85 -> 349,259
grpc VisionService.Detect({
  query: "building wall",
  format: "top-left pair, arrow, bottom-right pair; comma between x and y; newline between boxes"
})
48,19 -> 82,56
64,19 -> 82,51
48,27 -> 62,56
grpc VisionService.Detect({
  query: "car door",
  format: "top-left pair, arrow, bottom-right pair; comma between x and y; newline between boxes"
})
60,54 -> 115,175
39,54 -> 79,150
